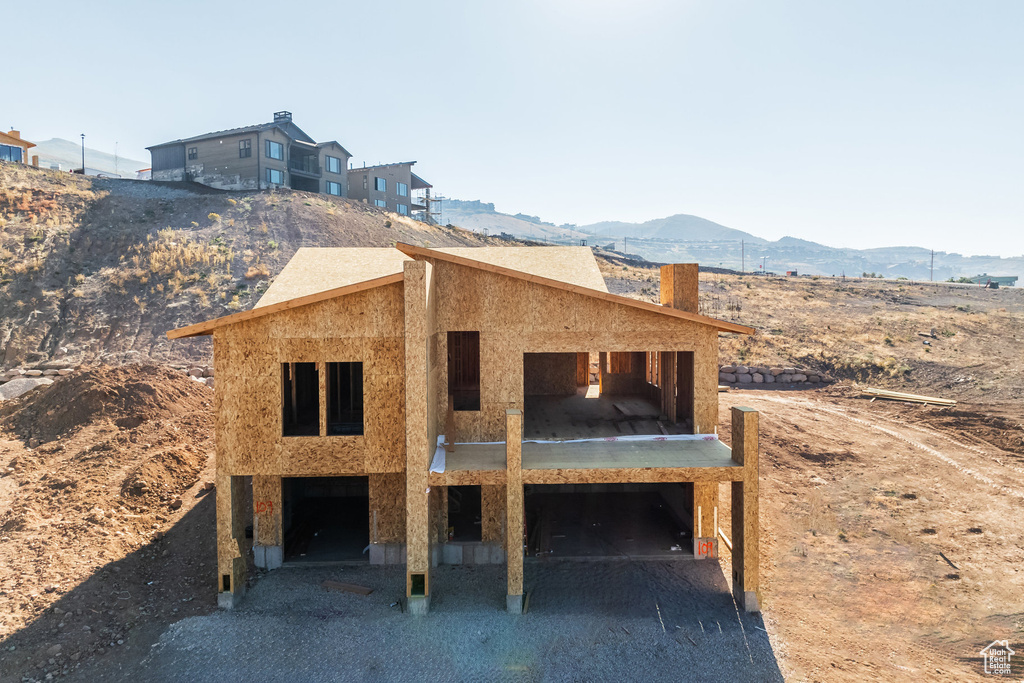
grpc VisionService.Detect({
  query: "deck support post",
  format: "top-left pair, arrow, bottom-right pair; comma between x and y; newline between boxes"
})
505,409 -> 524,614
217,474 -> 247,609
692,481 -> 719,559
404,260 -> 431,615
730,406 -> 760,612
252,475 -> 283,570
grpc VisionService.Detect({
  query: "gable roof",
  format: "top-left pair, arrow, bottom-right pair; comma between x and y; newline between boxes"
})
0,131 -> 35,149
395,243 -> 754,334
255,248 -> 412,308
166,272 -> 404,339
166,244 -> 754,339
147,119 -> 316,150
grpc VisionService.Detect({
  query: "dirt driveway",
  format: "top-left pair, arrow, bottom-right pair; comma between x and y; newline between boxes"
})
718,388 -> 1024,681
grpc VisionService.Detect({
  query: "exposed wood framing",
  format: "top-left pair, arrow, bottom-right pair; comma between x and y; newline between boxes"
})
216,474 -> 247,599
505,410 -> 524,599
730,406 -> 761,612
404,260 -> 431,597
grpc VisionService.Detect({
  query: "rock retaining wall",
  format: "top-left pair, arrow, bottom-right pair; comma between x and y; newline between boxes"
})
719,365 -> 831,386
170,365 -> 215,390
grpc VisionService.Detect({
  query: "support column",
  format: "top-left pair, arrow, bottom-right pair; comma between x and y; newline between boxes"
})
505,409 -> 524,614
404,260 -> 431,615
216,474 -> 247,609
730,406 -> 760,612
252,475 -> 283,570
692,481 -> 719,559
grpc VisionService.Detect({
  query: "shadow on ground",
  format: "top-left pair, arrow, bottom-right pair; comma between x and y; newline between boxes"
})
90,558 -> 782,683
0,495 -> 217,683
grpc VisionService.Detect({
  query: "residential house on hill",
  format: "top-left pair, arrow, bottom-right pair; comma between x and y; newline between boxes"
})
148,111 -> 351,195
168,246 -> 763,615
0,130 -> 36,165
347,162 -> 433,221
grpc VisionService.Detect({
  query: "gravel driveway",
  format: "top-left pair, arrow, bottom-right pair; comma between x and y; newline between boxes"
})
73,560 -> 783,682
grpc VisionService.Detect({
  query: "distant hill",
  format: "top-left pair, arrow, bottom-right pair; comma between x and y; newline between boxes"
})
442,198 -> 1024,282
32,138 -> 146,177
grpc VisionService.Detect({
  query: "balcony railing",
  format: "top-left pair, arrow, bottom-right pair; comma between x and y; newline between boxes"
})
288,158 -> 321,176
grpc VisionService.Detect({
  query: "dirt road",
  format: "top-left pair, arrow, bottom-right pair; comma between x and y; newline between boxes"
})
718,388 -> 1024,681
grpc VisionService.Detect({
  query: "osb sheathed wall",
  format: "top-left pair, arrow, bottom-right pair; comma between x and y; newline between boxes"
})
369,473 -> 405,543
481,484 -> 506,543
428,261 -> 721,441
212,282 -> 406,477
523,353 -> 577,396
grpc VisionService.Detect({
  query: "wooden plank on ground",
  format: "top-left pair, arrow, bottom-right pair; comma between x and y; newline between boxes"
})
322,580 -> 374,595
860,387 -> 955,406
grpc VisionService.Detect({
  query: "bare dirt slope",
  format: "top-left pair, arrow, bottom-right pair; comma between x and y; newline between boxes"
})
717,389 -> 1024,681
0,164 -> 503,369
604,264 -> 1024,404
0,366 -> 217,683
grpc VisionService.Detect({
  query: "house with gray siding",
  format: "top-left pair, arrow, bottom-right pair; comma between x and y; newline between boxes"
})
347,162 -> 433,221
147,112 -> 351,196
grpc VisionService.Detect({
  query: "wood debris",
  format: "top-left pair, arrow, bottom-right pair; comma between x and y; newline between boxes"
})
859,388 -> 955,406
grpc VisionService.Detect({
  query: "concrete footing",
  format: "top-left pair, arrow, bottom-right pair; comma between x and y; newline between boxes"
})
734,587 -> 760,613
407,595 -> 431,616
253,545 -> 283,570
217,587 -> 244,610
507,594 -> 524,615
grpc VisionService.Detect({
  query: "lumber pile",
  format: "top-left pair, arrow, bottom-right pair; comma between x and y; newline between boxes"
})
860,387 -> 955,406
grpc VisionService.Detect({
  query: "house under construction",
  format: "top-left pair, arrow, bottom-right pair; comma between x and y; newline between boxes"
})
168,245 -> 761,614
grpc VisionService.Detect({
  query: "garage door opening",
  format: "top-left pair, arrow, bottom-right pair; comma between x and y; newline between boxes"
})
283,476 -> 369,563
525,483 -> 695,559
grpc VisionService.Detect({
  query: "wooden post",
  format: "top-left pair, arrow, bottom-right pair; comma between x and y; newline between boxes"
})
730,406 -> 760,612
444,394 -> 455,453
404,260 -> 431,614
505,409 -> 524,614
692,481 -> 718,559
252,475 -> 283,570
216,474 -> 247,608
660,263 -> 699,313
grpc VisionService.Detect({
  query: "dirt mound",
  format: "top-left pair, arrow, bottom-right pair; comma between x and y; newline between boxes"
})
0,363 -> 215,681
1,365 -> 208,444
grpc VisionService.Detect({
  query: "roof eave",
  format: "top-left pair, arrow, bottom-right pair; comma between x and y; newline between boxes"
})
166,272 -> 405,339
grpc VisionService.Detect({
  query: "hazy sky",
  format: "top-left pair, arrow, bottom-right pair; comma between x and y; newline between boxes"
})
6,1 -> 1022,257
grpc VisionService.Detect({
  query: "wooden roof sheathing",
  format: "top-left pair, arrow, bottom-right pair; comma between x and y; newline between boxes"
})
432,247 -> 608,293
255,248 -> 412,308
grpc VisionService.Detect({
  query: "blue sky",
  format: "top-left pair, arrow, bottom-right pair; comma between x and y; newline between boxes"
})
6,0 -> 1022,256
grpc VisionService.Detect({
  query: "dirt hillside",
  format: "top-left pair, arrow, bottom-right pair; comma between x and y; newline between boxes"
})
0,366 -> 217,682
0,164 -> 506,369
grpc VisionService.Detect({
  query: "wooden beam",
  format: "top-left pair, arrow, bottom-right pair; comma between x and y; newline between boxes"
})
404,260 -> 431,602
730,406 -> 760,612
166,272 -> 405,339
216,474 -> 247,607
506,409 -> 524,609
394,242 -> 754,335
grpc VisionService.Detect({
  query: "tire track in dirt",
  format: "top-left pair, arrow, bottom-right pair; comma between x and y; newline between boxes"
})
750,394 -> 1024,500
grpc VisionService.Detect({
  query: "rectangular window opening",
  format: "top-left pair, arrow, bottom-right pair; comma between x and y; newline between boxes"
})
397,203 -> 408,215
448,331 -> 480,411
397,181 -> 409,197
374,176 -> 386,192
325,155 -> 341,174
326,181 -> 342,196
282,362 -> 320,436
266,140 -> 284,160
222,574 -> 231,592
374,199 -> 387,208
239,139 -> 252,158
327,362 -> 364,435
187,147 -> 197,160
267,168 -> 284,185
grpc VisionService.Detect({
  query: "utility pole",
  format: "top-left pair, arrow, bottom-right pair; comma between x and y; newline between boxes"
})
80,133 -> 85,174
741,240 -> 745,274
930,249 -> 934,282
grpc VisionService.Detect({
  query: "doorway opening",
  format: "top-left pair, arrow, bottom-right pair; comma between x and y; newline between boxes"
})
283,476 -> 369,562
